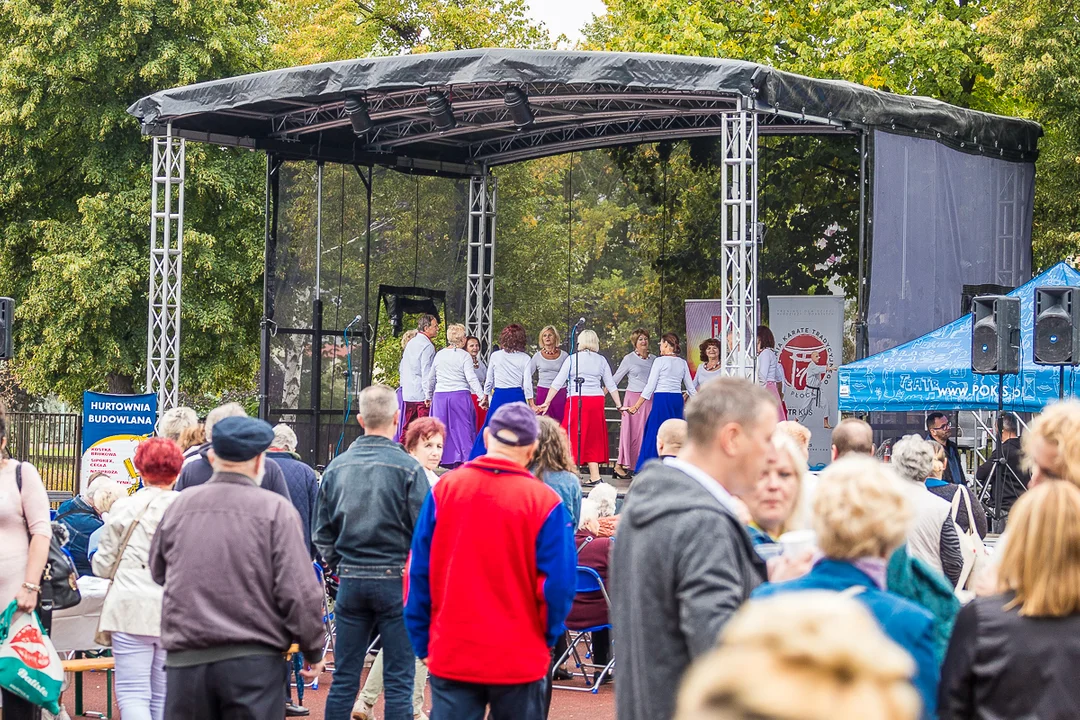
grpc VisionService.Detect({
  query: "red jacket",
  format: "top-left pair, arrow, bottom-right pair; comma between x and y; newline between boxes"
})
405,456 -> 577,684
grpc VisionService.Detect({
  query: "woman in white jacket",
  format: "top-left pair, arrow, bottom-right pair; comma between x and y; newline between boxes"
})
92,438 -> 184,720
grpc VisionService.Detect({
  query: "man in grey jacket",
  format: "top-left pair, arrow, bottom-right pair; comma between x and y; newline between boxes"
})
150,416 -> 326,719
313,384 -> 429,720
611,378 -> 782,720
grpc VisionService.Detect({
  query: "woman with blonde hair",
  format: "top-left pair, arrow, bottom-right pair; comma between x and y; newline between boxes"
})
744,433 -> 807,550
940,481 -> 1080,718
675,592 -> 920,720
924,440 -> 987,538
540,329 -> 622,484
753,456 -> 939,716
425,323 -> 483,467
529,325 -> 569,423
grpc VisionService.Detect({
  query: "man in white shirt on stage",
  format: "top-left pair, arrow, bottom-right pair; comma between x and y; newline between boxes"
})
399,313 -> 439,440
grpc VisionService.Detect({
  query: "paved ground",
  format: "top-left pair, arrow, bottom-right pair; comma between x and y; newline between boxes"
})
61,665 -> 615,719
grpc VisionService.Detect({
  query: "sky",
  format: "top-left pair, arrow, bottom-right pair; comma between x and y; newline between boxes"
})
525,0 -> 608,45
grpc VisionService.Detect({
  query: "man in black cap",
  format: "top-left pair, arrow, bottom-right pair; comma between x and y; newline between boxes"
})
150,416 -> 327,719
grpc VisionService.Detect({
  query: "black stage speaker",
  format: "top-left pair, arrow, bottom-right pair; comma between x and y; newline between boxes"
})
1034,287 -> 1080,365
962,283 -> 1012,318
971,295 -> 1020,375
0,297 -> 12,360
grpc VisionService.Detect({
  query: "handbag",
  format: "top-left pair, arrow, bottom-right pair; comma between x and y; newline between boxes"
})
15,463 -> 81,611
94,498 -> 156,646
0,599 -> 63,714
951,484 -> 990,597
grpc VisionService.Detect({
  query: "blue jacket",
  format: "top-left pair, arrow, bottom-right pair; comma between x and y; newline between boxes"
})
313,435 -> 428,575
266,451 -> 319,558
537,469 -> 582,530
753,559 -> 940,719
55,495 -> 103,577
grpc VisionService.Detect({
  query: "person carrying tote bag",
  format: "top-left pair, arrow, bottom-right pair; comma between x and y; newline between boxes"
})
951,484 -> 990,601
91,439 -> 182,720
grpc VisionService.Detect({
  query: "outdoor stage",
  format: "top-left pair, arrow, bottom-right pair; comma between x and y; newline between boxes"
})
128,49 -> 1041,466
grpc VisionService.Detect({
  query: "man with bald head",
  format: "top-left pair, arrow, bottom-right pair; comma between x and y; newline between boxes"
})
831,418 -> 874,461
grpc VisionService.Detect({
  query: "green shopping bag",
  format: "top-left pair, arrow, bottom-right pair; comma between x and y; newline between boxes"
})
0,599 -> 63,714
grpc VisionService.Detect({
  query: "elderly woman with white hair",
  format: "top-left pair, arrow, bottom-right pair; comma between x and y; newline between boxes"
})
564,497 -> 614,683
743,433 -> 807,552
890,434 -> 964,588
426,323 -> 484,467
588,481 -> 620,537
752,456 -> 940,717
266,423 -> 319,559
540,329 -> 623,484
156,406 -> 198,443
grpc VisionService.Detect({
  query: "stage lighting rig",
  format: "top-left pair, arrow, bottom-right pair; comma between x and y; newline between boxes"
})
425,92 -> 456,131
504,87 -> 534,128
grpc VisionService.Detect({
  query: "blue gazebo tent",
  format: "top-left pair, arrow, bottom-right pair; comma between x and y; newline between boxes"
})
838,262 -> 1080,413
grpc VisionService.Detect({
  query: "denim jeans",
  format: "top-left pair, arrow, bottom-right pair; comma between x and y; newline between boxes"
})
325,577 -> 415,720
113,632 -> 168,720
429,675 -> 547,720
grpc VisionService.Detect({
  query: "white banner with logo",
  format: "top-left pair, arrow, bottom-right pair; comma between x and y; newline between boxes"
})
768,295 -> 845,469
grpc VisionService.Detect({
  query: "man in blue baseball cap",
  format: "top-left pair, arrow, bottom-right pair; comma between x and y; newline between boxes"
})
150,416 -> 326,719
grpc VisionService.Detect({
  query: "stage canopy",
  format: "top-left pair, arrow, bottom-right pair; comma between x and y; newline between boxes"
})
128,48 -> 1040,172
838,262 -> 1080,413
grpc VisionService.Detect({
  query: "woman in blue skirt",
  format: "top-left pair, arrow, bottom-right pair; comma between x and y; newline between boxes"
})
627,333 -> 697,472
469,324 -> 535,459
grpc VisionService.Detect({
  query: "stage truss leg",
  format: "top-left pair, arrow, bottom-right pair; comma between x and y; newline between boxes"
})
146,125 -> 185,414
720,100 -> 758,378
466,172 -> 496,359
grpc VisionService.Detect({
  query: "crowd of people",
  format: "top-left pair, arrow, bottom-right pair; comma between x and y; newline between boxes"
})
5,319 -> 1080,720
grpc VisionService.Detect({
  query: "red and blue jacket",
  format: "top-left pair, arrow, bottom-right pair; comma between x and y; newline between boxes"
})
404,455 -> 577,685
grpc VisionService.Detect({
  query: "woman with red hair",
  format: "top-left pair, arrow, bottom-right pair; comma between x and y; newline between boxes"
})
92,437 -> 184,720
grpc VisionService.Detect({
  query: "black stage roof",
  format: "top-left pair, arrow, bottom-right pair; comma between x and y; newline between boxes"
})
129,48 -> 1041,175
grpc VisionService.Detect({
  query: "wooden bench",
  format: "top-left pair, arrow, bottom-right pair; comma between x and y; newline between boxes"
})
62,656 -> 114,719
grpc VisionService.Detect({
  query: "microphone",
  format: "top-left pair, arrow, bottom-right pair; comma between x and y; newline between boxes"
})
345,315 -> 363,329
575,317 -> 586,327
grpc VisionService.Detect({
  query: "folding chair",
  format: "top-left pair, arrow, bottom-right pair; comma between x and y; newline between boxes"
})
552,566 -> 615,693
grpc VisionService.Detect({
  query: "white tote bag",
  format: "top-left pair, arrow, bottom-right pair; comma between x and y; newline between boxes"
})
952,485 -> 990,595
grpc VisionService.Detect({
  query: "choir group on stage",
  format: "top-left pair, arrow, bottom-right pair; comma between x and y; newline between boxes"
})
395,313 -> 789,480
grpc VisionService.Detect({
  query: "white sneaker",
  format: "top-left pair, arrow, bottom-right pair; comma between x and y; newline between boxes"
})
351,700 -> 375,720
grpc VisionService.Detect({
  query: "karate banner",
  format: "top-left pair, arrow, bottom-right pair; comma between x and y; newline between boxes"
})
768,296 -> 845,469
81,392 -> 158,495
685,299 -> 757,375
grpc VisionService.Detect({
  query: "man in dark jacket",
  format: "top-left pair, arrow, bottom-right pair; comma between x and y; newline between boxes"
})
314,385 -> 429,720
268,423 -> 319,558
926,411 -> 967,485
175,402 -> 292,503
150,416 -> 326,718
975,414 -> 1029,519
611,378 -> 785,720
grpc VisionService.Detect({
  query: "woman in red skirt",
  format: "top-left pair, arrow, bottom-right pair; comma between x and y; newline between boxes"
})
539,329 -> 623,484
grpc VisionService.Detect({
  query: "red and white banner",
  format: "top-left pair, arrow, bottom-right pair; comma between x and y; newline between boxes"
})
768,296 -> 845,469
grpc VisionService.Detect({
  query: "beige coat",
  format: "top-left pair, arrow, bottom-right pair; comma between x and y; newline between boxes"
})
92,486 -> 178,637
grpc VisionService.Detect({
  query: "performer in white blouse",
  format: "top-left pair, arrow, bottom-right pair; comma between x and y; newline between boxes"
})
627,332 -> 697,472
693,337 -> 724,390
465,335 -> 488,433
529,325 -> 570,424
756,325 -> 789,422
611,328 -> 655,478
398,314 -> 439,440
469,324 -> 535,460
539,329 -> 623,484
426,323 -> 484,467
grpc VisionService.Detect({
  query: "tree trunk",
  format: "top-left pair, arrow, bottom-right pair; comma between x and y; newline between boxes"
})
106,372 -> 135,395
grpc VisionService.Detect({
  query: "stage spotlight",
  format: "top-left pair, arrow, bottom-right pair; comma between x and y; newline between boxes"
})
504,87 -> 534,128
343,97 -> 373,136
425,92 -> 456,131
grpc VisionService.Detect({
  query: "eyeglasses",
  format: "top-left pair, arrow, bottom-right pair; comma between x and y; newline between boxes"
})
931,423 -> 951,431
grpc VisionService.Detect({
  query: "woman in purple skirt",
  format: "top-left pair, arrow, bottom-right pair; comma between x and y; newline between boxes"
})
425,323 -> 483,467
529,325 -> 569,423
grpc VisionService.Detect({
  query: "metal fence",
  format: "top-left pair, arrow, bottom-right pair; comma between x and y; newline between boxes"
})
7,412 -> 81,496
